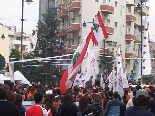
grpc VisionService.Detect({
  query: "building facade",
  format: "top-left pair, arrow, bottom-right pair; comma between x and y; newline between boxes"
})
38,0 -> 149,76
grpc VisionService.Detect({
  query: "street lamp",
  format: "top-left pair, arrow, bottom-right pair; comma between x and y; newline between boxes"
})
136,1 -> 143,82
21,0 -> 33,72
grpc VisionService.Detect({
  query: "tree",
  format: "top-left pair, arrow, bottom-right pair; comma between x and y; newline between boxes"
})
32,9 -> 62,85
9,49 -> 21,71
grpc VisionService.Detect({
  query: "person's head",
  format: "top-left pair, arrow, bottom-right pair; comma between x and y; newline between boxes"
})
91,94 -> 102,104
64,93 -> 73,103
76,94 -> 81,102
7,82 -> 14,91
6,90 -> 16,103
0,87 -> 6,100
79,96 -> 89,112
113,91 -> 119,99
133,89 -> 149,107
124,88 -> 129,95
149,91 -> 154,98
44,94 -> 53,110
34,92 -> 43,104
56,97 -> 61,106
104,91 -> 109,99
48,84 -> 53,90
87,86 -> 93,94
14,94 -> 22,108
23,87 -> 28,93
16,81 -> 22,89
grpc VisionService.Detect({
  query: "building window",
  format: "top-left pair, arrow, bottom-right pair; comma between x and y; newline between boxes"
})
115,22 -> 117,28
115,1 -> 117,7
78,36 -> 81,45
125,64 -> 127,69
126,48 -> 127,52
72,39 -> 74,45
95,43 -> 98,46
78,15 -> 81,23
126,26 -> 128,33
16,37 -> 20,40
103,18 -> 105,24
95,0 -> 98,2
120,5 -> 122,16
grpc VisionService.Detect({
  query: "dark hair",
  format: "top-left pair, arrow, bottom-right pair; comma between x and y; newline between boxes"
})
149,86 -> 153,90
113,91 -> 119,98
48,85 -> 53,89
0,87 -> 6,100
83,89 -> 87,94
44,94 -> 53,110
133,89 -> 137,97
64,93 -> 73,103
108,91 -> 113,97
93,89 -> 98,93
6,91 -> 16,103
149,91 -> 154,98
136,85 -> 142,90
56,89 -> 61,95
133,95 -> 149,107
34,92 -> 43,103
7,82 -> 14,90
79,96 -> 89,112
14,94 -> 22,108
53,89 -> 57,94
151,88 -> 155,93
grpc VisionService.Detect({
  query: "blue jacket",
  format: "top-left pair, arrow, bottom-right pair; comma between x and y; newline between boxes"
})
105,99 -> 125,116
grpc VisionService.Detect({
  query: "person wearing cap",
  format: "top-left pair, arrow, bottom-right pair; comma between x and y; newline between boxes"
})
125,89 -> 154,116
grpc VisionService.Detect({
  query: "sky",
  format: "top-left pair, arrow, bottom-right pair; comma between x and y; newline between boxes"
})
0,0 -> 39,35
0,0 -> 154,41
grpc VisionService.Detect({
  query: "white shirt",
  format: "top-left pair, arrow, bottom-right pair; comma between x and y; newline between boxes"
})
126,99 -> 134,108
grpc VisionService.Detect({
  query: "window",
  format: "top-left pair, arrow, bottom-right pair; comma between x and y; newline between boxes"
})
103,18 -> 105,24
120,5 -> 122,16
126,26 -> 128,33
95,43 -> 98,46
115,22 -> 117,28
16,37 -> 20,40
78,36 -> 81,45
115,1 -> 117,7
78,15 -> 81,23
125,64 -> 127,69
95,0 -> 98,2
72,39 -> 74,45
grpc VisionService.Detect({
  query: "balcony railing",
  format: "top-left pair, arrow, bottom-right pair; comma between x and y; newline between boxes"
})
66,1 -> 81,12
105,26 -> 114,35
100,4 -> 114,14
57,9 -> 68,18
66,23 -> 80,33
125,34 -> 136,41
126,13 -> 136,22
125,53 -> 134,58
56,29 -> 67,37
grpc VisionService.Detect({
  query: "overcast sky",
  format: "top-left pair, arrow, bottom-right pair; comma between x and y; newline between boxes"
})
0,0 -> 154,41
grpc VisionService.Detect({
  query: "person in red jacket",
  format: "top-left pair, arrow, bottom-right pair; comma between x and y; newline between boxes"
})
26,92 -> 48,116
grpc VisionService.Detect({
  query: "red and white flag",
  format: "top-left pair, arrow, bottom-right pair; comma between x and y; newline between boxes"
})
91,11 -> 108,43
60,33 -> 92,94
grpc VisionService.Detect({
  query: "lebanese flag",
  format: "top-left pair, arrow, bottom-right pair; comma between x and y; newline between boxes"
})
91,11 -> 108,43
60,32 -> 92,94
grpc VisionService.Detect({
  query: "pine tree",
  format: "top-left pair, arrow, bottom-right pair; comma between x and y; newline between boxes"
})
35,9 -> 61,58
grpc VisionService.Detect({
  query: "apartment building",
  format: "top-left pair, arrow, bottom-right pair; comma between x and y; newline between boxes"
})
54,0 -> 149,75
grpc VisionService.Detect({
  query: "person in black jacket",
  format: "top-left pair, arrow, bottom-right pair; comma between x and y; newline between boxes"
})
57,93 -> 77,116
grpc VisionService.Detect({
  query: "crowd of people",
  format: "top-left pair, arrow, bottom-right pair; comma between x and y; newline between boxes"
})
0,81 -> 155,116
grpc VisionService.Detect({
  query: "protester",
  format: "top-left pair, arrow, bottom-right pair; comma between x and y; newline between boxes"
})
0,87 -> 19,116
125,89 -> 154,116
7,81 -> 14,91
146,91 -> 155,115
105,91 -> 125,116
14,81 -> 22,93
26,92 -> 48,116
126,89 -> 137,108
57,93 -> 77,116
14,93 -> 26,116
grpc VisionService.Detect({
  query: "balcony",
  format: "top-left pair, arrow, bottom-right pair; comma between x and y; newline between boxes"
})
105,26 -> 114,35
66,23 -> 80,33
126,14 -> 136,22
57,9 -> 68,18
125,53 -> 134,59
125,34 -> 136,41
62,45 -> 78,54
134,19 -> 145,27
66,1 -> 81,12
100,4 -> 114,14
56,29 -> 67,37
142,5 -> 149,16
55,0 -> 63,9
126,0 -> 135,6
